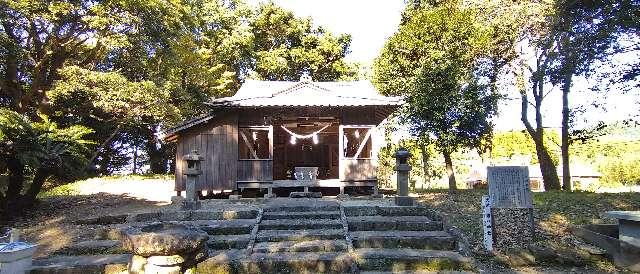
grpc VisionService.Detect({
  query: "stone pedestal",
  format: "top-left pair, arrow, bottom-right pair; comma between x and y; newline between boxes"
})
491,207 -> 534,249
122,223 -> 208,274
394,196 -> 414,206
181,200 -> 201,211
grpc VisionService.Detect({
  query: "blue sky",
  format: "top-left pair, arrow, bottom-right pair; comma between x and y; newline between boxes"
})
249,0 -> 639,131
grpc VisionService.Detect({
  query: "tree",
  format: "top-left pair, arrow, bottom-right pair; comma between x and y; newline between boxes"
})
0,0 -> 185,115
0,109 -> 92,222
545,0 -> 640,191
249,2 -> 357,81
373,3 -> 499,193
47,66 -> 179,172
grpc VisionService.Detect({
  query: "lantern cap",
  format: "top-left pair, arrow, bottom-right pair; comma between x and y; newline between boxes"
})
395,148 -> 411,158
184,149 -> 205,161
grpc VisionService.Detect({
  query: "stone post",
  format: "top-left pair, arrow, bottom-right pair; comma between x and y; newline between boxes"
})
394,148 -> 414,206
182,150 -> 204,210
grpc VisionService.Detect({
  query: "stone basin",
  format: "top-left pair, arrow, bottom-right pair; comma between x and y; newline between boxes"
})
121,223 -> 208,257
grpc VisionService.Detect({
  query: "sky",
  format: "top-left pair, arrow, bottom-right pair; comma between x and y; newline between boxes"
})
248,0 -> 639,132
247,0 -> 406,64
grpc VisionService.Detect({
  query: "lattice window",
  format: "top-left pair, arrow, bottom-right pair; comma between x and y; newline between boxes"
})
239,127 -> 271,159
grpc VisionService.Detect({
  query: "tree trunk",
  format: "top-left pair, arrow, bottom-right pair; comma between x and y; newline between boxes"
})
443,151 -> 457,193
419,143 -> 431,189
561,74 -> 572,191
132,146 -> 138,174
519,71 -> 561,190
4,157 -> 25,220
21,167 -> 50,208
85,125 -> 121,171
532,133 -> 561,190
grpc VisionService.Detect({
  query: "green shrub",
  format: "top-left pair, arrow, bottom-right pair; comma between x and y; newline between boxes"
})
600,156 -> 640,185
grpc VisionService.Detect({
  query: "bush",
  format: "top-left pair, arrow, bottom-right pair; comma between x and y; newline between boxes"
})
600,156 -> 640,185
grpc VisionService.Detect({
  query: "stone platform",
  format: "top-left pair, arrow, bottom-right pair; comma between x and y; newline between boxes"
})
30,198 -> 474,273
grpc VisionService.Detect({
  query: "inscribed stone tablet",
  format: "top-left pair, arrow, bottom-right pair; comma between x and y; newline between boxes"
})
488,166 -> 532,208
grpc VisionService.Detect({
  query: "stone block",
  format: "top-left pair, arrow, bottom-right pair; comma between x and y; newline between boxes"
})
171,196 -> 185,205
147,255 -> 185,266
394,196 -> 414,206
159,211 -> 191,222
128,255 -> 147,274
228,195 -> 242,200
289,192 -> 322,198
491,207 -> 534,249
144,263 -> 181,274
181,200 -> 201,211
264,193 -> 277,199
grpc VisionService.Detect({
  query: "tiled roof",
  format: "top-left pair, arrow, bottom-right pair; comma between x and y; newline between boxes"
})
207,79 -> 403,107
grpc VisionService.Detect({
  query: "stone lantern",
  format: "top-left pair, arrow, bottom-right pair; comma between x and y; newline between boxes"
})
394,148 -> 414,206
182,149 -> 204,210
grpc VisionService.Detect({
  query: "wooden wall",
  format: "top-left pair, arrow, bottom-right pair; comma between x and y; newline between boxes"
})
340,159 -> 377,181
237,160 -> 273,182
175,113 -> 238,191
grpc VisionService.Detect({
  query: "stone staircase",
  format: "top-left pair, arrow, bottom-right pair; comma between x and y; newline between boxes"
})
30,199 -> 474,273
344,205 -> 472,273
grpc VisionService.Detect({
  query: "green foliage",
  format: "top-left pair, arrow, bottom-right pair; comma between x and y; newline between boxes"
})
373,2 -> 500,191
600,156 -> 640,186
249,2 -> 357,81
373,3 -> 498,151
0,108 -> 93,217
49,66 -> 179,125
492,130 -> 560,165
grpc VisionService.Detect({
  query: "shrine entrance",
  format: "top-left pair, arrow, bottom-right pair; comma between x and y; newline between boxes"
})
272,118 -> 340,180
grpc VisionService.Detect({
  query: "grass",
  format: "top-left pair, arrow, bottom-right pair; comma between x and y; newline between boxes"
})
415,189 -> 640,271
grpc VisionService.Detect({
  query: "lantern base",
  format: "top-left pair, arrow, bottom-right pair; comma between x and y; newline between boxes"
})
181,200 -> 201,210
394,196 -> 414,206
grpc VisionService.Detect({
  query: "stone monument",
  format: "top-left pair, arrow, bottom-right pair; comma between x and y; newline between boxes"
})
394,148 -> 414,206
182,150 -> 204,210
487,166 -> 534,250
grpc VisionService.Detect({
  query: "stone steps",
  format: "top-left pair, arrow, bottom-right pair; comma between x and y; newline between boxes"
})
52,240 -> 125,256
263,205 -> 340,213
259,218 -> 343,230
198,250 -> 355,273
256,229 -> 345,242
354,248 -> 473,272
194,219 -> 256,235
360,271 -> 471,274
125,209 -> 258,222
253,240 -> 349,253
207,234 -> 252,250
350,231 -> 456,250
344,206 -> 440,219
30,254 -> 131,274
347,216 -> 443,231
262,210 -> 341,220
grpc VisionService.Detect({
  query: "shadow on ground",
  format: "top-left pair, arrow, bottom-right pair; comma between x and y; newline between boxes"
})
4,193 -> 165,258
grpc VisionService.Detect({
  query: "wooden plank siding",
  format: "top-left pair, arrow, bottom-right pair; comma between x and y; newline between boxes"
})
340,158 -> 377,181
175,113 -> 238,191
237,160 -> 273,182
